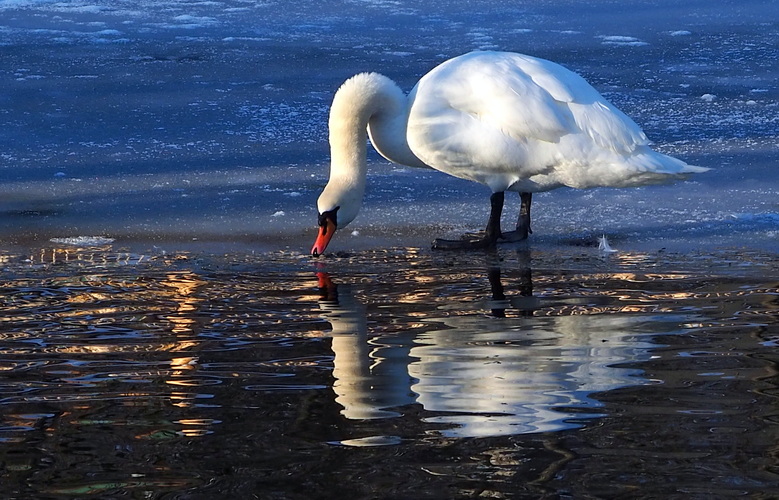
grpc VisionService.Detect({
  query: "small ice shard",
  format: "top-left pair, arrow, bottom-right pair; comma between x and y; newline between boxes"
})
598,234 -> 617,253
700,94 -> 717,102
271,211 -> 285,217
351,230 -> 359,236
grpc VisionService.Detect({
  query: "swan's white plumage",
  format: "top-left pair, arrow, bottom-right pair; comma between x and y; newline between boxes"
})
405,51 -> 703,193
316,50 -> 708,234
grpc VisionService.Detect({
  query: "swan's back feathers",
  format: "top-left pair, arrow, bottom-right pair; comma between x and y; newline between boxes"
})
410,52 -> 648,154
407,51 -> 702,191
516,54 -> 650,154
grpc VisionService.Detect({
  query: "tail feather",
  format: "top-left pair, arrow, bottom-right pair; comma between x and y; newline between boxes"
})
631,147 -> 709,175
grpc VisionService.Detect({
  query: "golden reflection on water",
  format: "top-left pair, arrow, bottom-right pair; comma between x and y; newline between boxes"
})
161,272 -> 207,334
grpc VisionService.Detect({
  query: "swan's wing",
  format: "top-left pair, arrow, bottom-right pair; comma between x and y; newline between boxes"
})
407,52 -> 649,180
517,54 -> 649,153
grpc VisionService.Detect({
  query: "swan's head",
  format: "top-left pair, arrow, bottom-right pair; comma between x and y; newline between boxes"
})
311,180 -> 363,256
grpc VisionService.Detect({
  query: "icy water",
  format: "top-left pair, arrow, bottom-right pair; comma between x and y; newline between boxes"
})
1,0 -> 779,498
1,245 -> 778,498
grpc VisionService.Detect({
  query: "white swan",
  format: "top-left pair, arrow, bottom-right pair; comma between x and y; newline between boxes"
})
311,51 -> 708,255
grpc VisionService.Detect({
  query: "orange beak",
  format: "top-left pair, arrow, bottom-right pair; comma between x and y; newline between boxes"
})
311,214 -> 337,256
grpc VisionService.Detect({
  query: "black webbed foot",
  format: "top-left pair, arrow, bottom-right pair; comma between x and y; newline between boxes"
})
498,228 -> 530,242
433,192 -> 533,250
431,192 -> 511,251
432,233 -> 497,250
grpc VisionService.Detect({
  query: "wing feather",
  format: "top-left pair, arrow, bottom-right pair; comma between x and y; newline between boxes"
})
409,52 -> 648,161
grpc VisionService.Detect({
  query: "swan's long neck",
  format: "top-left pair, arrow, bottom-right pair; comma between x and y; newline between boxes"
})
319,73 -> 423,228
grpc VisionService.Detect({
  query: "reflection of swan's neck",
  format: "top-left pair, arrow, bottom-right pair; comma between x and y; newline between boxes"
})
320,282 -> 415,420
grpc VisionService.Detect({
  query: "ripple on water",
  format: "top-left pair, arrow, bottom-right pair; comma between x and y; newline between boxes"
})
0,246 -> 777,497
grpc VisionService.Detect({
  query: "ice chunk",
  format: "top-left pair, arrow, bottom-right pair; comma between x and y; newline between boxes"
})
598,235 -> 618,253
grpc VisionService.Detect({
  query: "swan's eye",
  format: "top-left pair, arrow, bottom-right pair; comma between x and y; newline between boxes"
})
317,213 -> 328,228
318,207 -> 339,232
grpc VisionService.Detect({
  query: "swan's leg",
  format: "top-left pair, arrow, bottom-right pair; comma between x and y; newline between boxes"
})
432,192 -> 504,250
501,192 -> 532,242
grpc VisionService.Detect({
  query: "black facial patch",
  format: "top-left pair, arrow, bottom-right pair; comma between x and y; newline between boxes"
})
318,207 -> 339,231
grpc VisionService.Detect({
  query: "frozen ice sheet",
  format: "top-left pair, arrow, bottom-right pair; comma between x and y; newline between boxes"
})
0,0 -> 776,253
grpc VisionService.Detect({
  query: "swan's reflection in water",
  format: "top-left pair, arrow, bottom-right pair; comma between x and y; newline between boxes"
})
318,272 -> 416,420
317,253 -> 668,438
410,315 -> 655,436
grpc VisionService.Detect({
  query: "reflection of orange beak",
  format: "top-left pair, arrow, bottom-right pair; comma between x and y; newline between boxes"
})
311,217 -> 336,256
316,271 -> 338,301
316,272 -> 332,289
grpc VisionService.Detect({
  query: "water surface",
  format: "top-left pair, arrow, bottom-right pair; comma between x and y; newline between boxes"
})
1,245 -> 778,498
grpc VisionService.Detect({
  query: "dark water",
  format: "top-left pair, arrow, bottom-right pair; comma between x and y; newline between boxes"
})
1,244 -> 778,498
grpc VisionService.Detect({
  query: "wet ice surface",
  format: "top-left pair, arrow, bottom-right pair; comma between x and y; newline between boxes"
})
1,0 -> 778,497
0,0 -> 777,252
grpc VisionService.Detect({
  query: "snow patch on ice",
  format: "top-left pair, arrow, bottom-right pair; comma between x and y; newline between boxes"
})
599,35 -> 649,46
154,14 -> 219,29
468,29 -> 498,49
50,236 -> 115,246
